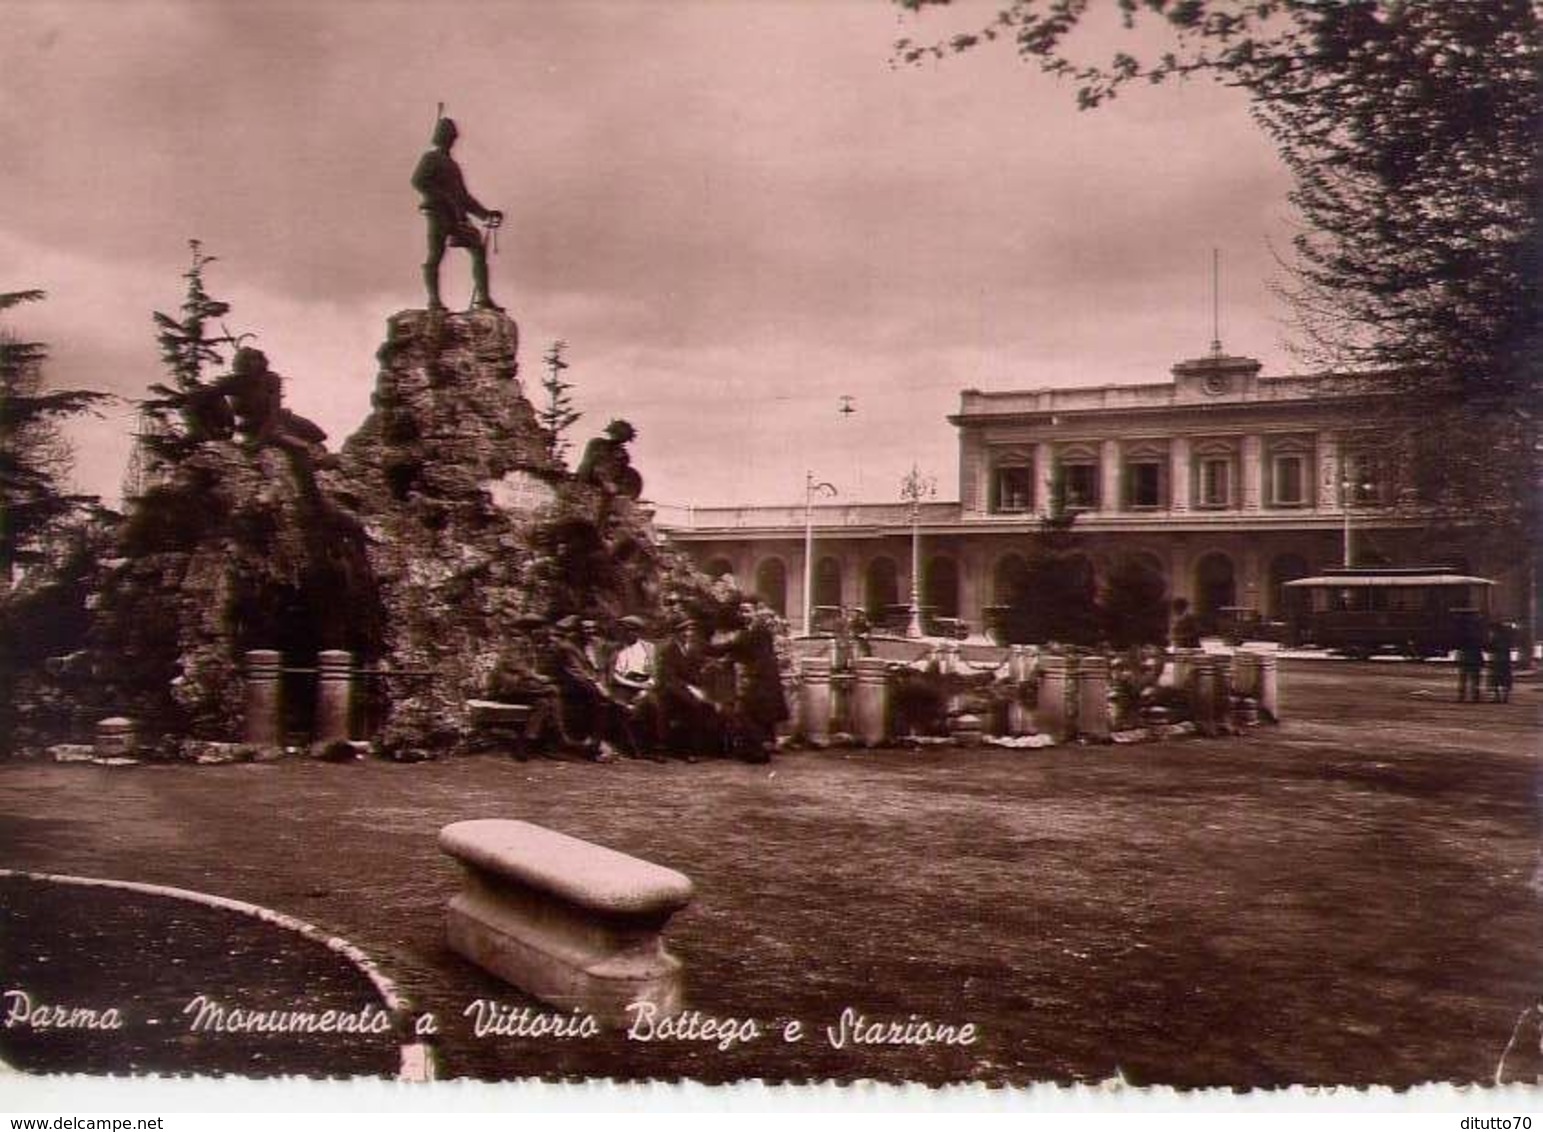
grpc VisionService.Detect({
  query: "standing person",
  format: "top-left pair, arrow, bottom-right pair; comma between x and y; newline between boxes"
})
722,602 -> 790,763
411,116 -> 504,311
1171,598 -> 1201,650
1455,610 -> 1485,703
1488,619 -> 1516,703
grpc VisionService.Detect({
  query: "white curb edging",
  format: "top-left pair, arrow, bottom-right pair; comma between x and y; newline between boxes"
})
0,867 -> 435,1082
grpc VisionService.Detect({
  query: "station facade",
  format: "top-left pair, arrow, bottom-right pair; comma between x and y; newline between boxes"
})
658,351 -> 1535,637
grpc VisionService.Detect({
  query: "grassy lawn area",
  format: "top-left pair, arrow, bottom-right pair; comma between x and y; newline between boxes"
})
0,662 -> 1538,1087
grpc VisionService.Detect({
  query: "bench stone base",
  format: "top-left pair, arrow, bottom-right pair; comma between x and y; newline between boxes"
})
440,820 -> 693,1027
445,874 -> 684,1026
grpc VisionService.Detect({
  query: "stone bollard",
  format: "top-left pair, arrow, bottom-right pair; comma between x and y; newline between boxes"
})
1191,654 -> 1221,737
1075,655 -> 1112,743
938,641 -> 964,717
244,649 -> 284,748
1259,650 -> 1280,723
1036,655 -> 1075,743
782,672 -> 802,738
1170,647 -> 1202,691
1007,646 -> 1034,736
830,672 -> 855,737
799,656 -> 833,747
950,711 -> 984,747
314,650 -> 355,745
1230,649 -> 1261,704
1249,645 -> 1281,722
94,717 -> 136,758
1213,655 -> 1234,734
851,657 -> 891,747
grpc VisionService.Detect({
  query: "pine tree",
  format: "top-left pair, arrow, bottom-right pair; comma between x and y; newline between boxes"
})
138,239 -> 239,473
998,475 -> 1100,646
0,289 -> 109,583
1099,553 -> 1170,649
538,340 -> 582,468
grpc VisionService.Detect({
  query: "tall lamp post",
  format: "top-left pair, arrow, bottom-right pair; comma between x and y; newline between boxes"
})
803,471 -> 837,637
901,464 -> 936,639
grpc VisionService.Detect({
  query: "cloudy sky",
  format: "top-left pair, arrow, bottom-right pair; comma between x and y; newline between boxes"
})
2,0 -> 1296,512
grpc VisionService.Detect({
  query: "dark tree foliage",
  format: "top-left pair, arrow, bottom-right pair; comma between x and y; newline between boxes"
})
141,240 -> 240,467
1099,553 -> 1170,648
1,291 -> 111,753
0,290 -> 110,579
997,479 -> 1101,646
538,340 -> 582,469
895,1 -> 1543,555
0,518 -> 117,754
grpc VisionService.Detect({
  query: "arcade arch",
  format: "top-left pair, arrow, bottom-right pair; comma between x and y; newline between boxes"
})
865,556 -> 899,617
754,558 -> 788,617
993,553 -> 1030,604
925,556 -> 960,620
813,556 -> 843,609
1194,552 -> 1236,627
1267,553 -> 1309,618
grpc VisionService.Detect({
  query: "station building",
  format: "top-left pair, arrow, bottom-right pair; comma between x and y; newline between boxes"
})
657,350 -> 1535,638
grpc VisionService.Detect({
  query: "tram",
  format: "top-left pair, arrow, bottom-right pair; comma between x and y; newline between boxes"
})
1281,566 -> 1494,658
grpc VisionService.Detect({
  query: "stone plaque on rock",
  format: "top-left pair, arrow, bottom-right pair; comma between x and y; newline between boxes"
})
486,469 -> 559,514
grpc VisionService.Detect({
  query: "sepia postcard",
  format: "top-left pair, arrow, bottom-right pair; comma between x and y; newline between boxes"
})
1,0 -> 1539,1115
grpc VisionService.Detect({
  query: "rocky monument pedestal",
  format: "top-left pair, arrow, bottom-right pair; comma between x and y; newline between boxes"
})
339,309 -> 561,755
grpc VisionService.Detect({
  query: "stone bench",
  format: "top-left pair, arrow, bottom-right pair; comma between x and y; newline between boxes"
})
466,698 -> 538,757
439,819 -> 694,1024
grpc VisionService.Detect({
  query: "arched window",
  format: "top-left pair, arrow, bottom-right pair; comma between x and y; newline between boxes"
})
1065,552 -> 1097,590
755,558 -> 788,617
1194,552 -> 1236,630
993,553 -> 1030,604
1267,553 -> 1309,619
703,556 -> 734,580
925,556 -> 960,620
814,556 -> 843,609
865,557 -> 900,619
1129,551 -> 1167,599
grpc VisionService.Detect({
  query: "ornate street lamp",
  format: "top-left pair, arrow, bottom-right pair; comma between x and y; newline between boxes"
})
900,463 -> 936,639
1341,473 -> 1372,568
803,471 -> 837,636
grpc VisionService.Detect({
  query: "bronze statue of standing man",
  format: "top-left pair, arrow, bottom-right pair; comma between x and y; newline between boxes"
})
412,116 -> 504,311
